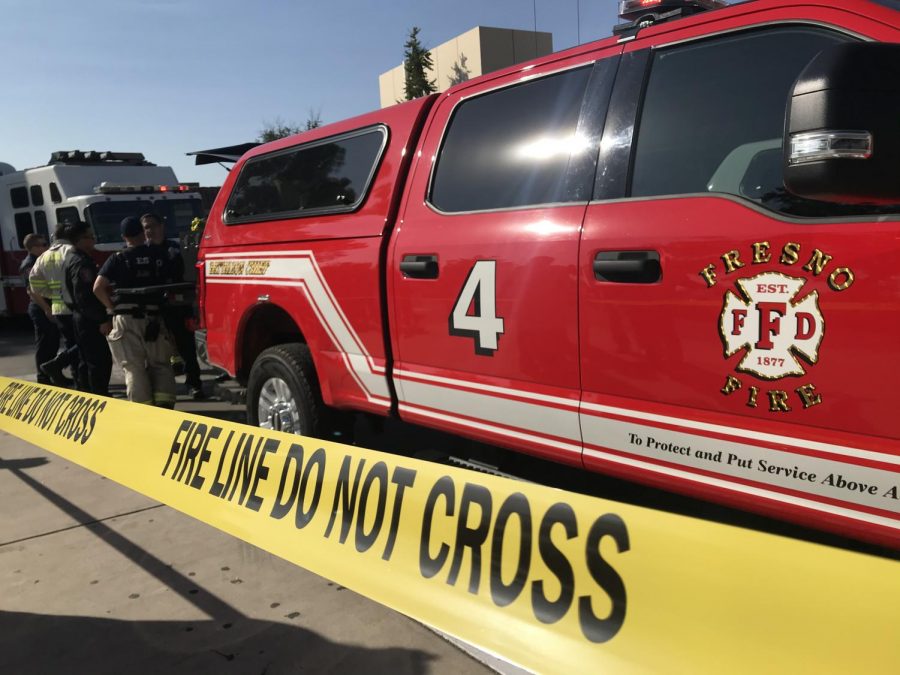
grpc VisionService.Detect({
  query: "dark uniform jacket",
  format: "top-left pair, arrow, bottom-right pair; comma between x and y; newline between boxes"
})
99,243 -> 171,308
19,253 -> 37,283
19,254 -> 38,306
157,239 -> 185,283
62,249 -> 107,323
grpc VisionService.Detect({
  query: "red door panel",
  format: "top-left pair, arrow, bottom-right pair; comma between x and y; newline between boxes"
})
387,47 -> 621,465
576,3 -> 900,547
578,197 -> 900,546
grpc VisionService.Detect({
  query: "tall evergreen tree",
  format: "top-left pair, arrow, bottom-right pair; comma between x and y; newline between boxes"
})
403,27 -> 436,100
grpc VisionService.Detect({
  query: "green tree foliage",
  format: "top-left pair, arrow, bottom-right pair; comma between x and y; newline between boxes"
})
258,118 -> 303,143
305,109 -> 322,130
403,26 -> 436,100
258,110 -> 322,142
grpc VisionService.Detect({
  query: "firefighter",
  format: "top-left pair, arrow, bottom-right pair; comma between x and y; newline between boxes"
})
61,221 -> 112,396
29,222 -> 81,388
94,217 -> 176,407
141,211 -> 204,399
19,233 -> 58,385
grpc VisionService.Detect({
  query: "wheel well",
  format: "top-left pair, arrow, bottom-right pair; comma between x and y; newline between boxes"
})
236,303 -> 305,385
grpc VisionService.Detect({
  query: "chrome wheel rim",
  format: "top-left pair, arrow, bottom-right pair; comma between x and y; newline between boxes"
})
257,377 -> 302,434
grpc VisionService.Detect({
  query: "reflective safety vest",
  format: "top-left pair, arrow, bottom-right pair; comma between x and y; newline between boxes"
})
29,242 -> 74,315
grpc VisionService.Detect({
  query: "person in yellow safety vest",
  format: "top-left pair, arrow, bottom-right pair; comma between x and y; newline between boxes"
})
28,222 -> 82,389
93,217 -> 177,408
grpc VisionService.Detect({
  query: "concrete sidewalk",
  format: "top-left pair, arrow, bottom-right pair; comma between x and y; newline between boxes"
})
0,430 -> 498,674
0,320 -> 504,674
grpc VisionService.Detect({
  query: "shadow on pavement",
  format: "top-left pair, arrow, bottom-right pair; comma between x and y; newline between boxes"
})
0,456 -> 49,472
0,610 -> 437,675
4,462 -> 239,619
0,318 -> 35,358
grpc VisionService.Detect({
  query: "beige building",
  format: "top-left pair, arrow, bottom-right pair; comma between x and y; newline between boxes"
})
379,26 -> 553,107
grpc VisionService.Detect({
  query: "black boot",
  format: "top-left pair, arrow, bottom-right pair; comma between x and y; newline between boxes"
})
40,358 -> 74,387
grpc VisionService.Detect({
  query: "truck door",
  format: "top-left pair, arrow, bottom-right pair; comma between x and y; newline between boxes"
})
578,19 -> 900,540
389,49 -> 620,464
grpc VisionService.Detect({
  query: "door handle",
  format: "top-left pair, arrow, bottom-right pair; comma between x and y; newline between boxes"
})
594,251 -> 661,284
400,254 -> 439,279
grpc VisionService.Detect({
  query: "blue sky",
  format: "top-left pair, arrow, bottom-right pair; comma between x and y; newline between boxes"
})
1,0 -> 620,186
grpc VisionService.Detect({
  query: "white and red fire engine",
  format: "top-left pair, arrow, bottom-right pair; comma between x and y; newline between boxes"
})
0,150 -> 202,315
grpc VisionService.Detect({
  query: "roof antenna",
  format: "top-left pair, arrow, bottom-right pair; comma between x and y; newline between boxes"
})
577,0 -> 581,45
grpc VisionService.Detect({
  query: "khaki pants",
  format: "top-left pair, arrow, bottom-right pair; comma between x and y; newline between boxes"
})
107,314 -> 176,407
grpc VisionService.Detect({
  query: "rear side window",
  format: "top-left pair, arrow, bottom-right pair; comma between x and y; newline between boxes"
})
224,126 -> 387,223
56,206 -> 79,224
34,210 -> 49,239
14,212 -> 33,247
430,66 -> 592,213
10,186 -> 29,209
631,27 -> 849,215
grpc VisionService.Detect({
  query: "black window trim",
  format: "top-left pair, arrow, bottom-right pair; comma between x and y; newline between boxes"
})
424,59 -> 612,216
223,124 -> 389,226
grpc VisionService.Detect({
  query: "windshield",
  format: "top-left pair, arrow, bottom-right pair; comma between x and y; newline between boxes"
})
85,198 -> 202,244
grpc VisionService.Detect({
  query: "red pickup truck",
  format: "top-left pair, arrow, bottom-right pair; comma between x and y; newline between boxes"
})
198,0 -> 900,548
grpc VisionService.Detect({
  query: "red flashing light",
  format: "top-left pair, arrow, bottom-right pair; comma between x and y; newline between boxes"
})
618,0 -> 727,22
94,182 -> 196,196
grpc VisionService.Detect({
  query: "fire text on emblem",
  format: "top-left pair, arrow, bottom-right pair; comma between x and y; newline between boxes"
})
720,272 -> 824,380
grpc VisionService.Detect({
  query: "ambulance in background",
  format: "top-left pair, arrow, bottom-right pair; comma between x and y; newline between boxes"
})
0,150 -> 203,315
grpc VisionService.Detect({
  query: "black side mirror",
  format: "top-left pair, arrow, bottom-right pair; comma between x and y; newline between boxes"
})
784,42 -> 900,205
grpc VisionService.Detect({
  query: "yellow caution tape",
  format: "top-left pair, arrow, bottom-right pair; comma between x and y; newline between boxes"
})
0,376 -> 897,673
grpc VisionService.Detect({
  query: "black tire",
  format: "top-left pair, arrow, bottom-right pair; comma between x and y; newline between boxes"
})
247,343 -> 325,437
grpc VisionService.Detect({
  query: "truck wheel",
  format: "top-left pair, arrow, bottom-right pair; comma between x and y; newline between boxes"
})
247,344 -> 324,437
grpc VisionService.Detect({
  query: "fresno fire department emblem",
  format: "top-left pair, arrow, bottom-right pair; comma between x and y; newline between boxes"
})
720,272 -> 824,380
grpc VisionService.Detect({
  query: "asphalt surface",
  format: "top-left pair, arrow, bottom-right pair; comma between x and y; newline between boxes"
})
0,318 -> 508,675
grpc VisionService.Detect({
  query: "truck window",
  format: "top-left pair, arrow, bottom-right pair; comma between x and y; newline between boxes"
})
629,27 -> 878,217
429,65 -> 592,213
10,186 -> 29,209
30,185 -> 44,207
49,182 -> 62,203
84,198 -> 201,244
34,210 -> 48,240
224,126 -> 387,223
14,212 -> 33,247
56,206 -> 79,225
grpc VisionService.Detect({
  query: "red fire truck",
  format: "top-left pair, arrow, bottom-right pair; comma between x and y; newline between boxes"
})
197,0 -> 900,548
0,151 -> 203,315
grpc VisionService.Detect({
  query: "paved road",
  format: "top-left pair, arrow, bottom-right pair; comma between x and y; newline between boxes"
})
0,318 -> 503,675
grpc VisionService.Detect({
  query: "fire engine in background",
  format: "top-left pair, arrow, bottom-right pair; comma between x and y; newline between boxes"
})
0,150 -> 203,315
197,0 -> 900,548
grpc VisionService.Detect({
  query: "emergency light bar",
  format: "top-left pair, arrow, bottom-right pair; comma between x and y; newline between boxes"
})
94,182 -> 193,195
618,0 -> 727,22
49,150 -> 154,166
